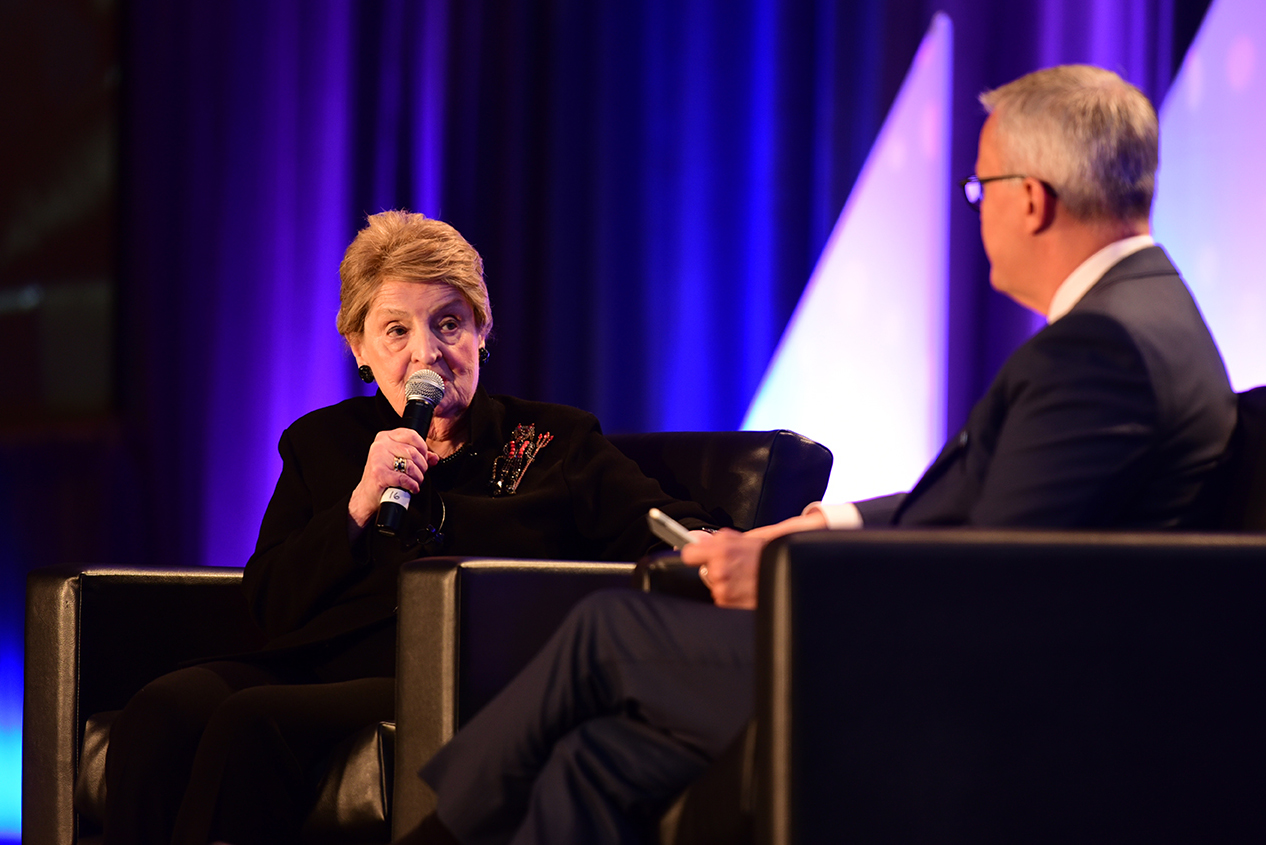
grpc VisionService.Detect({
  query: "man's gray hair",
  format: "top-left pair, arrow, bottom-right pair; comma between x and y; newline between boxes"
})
980,65 -> 1158,222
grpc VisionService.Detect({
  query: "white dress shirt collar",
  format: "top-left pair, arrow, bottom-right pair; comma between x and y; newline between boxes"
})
1046,234 -> 1155,323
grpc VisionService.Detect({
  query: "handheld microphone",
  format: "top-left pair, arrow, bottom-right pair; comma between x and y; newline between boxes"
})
376,369 -> 445,536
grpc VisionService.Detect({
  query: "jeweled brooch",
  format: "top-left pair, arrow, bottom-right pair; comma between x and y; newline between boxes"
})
491,424 -> 554,496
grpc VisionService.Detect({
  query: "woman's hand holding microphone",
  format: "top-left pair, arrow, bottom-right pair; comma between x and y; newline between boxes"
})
347,429 -> 439,540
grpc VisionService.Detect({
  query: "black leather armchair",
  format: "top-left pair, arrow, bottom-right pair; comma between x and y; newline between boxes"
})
751,386 -> 1266,843
757,528 -> 1266,843
389,429 -> 833,834
22,429 -> 832,844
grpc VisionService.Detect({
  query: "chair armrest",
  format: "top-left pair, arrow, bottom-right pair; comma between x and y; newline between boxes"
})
392,558 -> 634,836
23,565 -> 257,845
633,553 -> 713,603
756,529 -> 1266,844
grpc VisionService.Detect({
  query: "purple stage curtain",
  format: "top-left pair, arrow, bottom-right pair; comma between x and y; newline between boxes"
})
117,0 -> 1208,569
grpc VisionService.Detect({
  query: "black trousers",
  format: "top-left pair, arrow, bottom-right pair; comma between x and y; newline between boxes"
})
103,658 -> 394,845
421,589 -> 755,845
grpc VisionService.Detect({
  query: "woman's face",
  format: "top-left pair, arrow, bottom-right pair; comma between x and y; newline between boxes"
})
350,280 -> 486,428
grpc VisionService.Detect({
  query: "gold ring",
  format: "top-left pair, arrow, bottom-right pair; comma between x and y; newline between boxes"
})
393,456 -> 408,473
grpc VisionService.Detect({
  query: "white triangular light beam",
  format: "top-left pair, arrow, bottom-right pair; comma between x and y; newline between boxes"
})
743,13 -> 953,504
1153,0 -> 1266,391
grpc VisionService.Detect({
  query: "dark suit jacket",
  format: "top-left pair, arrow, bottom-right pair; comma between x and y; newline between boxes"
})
857,246 -> 1236,528
241,387 -> 713,679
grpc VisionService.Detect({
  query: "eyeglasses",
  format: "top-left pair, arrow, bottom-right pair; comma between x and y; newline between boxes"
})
959,174 -> 1058,211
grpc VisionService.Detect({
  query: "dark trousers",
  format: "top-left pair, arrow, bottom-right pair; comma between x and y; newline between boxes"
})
103,659 -> 394,845
421,589 -> 755,845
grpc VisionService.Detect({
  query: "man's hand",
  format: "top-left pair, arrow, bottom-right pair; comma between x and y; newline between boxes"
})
679,510 -> 828,609
680,529 -> 764,609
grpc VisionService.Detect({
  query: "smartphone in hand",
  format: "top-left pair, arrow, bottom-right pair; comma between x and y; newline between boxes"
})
647,508 -> 697,548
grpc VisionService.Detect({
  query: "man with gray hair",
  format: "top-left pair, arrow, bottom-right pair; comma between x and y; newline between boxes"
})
397,65 -> 1235,845
971,63 -> 1163,314
686,64 -> 1235,593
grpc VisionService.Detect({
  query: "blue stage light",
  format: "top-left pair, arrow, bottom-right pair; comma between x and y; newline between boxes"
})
0,725 -> 17,837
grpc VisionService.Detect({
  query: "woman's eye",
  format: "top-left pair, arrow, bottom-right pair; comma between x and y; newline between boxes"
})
387,325 -> 407,338
438,318 -> 459,333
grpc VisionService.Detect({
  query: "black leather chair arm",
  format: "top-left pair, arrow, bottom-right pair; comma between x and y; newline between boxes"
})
392,558 -> 635,836
23,565 -> 257,845
756,529 -> 1266,843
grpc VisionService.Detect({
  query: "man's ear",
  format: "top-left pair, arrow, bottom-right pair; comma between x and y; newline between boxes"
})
1023,177 -> 1057,234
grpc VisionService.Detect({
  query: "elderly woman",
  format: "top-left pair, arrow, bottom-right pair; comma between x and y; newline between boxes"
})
102,211 -> 714,845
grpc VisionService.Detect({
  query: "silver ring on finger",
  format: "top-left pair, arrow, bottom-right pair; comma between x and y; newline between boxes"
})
698,565 -> 712,588
393,455 -> 408,474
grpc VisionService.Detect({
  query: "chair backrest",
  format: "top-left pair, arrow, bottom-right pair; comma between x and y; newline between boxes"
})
608,429 -> 833,530
1196,387 -> 1266,531
1220,386 -> 1266,530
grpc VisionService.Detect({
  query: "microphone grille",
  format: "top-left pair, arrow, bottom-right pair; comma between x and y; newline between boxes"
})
405,369 -> 445,404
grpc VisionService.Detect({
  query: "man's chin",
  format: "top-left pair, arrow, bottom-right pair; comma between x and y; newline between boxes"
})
987,275 -> 1028,310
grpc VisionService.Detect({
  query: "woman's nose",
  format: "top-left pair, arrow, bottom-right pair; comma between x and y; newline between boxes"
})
411,335 -> 441,364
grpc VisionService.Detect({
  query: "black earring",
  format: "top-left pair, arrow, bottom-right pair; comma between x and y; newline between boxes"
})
478,347 -> 490,365
358,364 -> 375,383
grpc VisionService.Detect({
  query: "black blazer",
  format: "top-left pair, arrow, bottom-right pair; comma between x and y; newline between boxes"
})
241,387 -> 713,677
859,246 -> 1236,528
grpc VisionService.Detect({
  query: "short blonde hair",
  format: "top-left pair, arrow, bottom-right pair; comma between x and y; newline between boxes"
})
337,210 -> 492,342
980,65 -> 1158,222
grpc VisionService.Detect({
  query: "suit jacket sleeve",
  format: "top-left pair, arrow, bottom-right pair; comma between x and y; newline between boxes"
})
854,493 -> 906,526
964,311 -> 1160,526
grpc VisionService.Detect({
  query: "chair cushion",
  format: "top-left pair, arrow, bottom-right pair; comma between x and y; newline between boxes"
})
73,711 -> 116,824
302,721 -> 395,843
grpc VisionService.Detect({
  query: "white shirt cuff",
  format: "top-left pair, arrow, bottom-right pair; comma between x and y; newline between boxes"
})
801,501 -> 863,529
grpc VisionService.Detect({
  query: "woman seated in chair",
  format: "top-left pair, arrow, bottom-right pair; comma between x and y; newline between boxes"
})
103,210 -> 715,845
